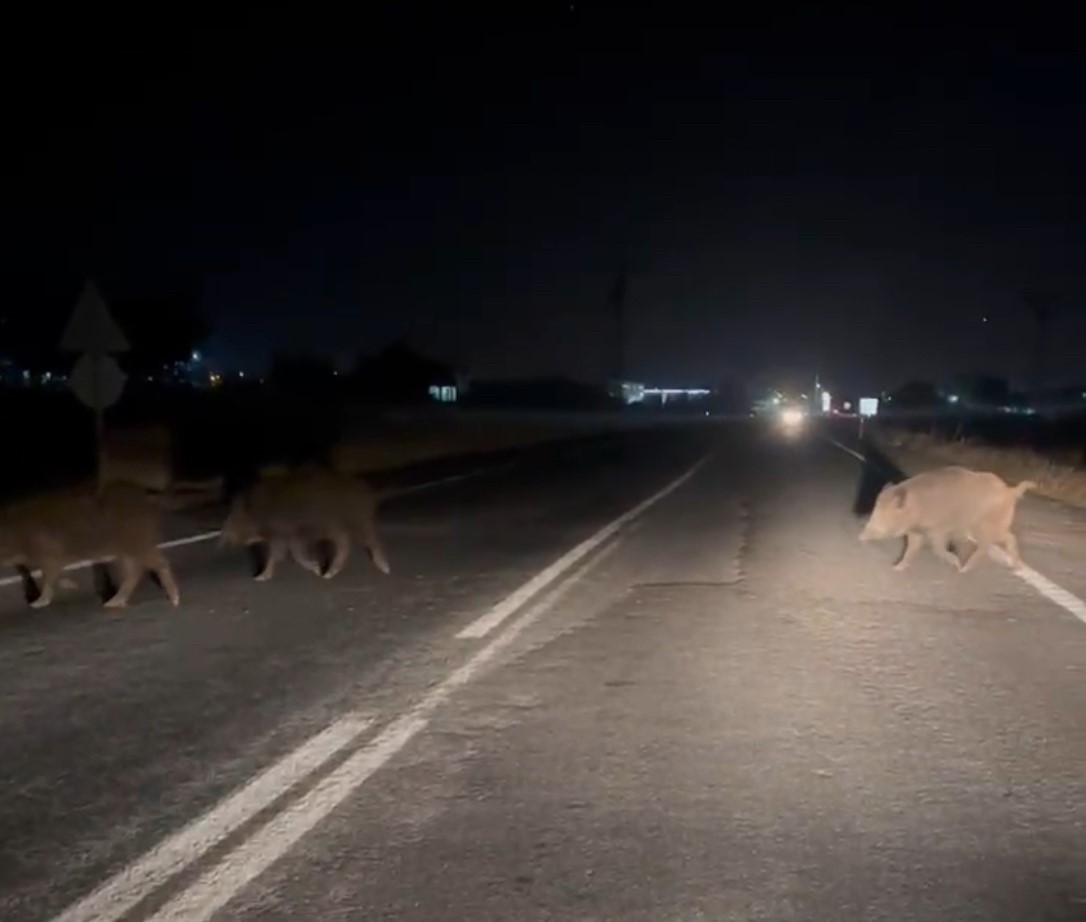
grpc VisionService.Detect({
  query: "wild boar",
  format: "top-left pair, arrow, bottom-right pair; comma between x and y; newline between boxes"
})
0,481 -> 181,609
859,466 -> 1036,572
220,466 -> 391,581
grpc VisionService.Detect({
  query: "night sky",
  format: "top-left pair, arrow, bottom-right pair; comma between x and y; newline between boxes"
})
9,4 -> 1086,393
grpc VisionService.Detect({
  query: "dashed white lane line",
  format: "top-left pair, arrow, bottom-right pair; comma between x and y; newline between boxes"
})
455,453 -> 713,639
0,465 -> 511,590
829,436 -> 1086,626
50,714 -> 376,922
991,548 -> 1086,626
59,525 -> 624,922
826,437 -> 866,463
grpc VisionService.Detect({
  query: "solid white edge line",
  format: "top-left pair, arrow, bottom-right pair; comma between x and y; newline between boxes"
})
49,713 -> 376,922
455,453 -> 712,640
829,437 -> 1086,626
0,464 -> 512,589
144,532 -> 625,922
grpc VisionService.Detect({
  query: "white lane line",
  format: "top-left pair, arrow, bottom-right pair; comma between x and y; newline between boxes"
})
391,463 -> 515,497
0,465 -> 512,590
991,549 -> 1086,626
160,530 -> 223,549
826,437 -> 866,463
143,535 -> 624,922
50,714 -> 376,922
829,440 -> 1086,626
455,453 -> 712,640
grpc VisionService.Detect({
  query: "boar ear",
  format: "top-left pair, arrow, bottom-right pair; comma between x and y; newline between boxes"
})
887,484 -> 908,508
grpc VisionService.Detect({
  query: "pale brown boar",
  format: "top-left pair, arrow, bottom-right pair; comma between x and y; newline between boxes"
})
0,481 -> 181,609
859,466 -> 1036,572
219,466 -> 391,581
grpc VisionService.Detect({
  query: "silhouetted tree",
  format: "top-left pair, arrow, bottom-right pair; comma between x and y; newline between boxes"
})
890,379 -> 941,408
351,339 -> 456,405
952,373 -> 1010,406
268,352 -> 338,396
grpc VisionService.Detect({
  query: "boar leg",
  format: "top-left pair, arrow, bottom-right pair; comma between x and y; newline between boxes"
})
927,530 -> 963,570
360,518 -> 391,575
288,536 -> 322,575
104,557 -> 143,609
892,532 -> 923,571
1000,531 -> 1025,570
146,550 -> 181,606
255,538 -> 288,581
323,528 -> 352,579
959,537 -> 992,572
29,558 -> 64,609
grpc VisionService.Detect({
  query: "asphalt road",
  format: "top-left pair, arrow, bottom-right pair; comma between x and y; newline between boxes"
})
0,423 -> 1083,921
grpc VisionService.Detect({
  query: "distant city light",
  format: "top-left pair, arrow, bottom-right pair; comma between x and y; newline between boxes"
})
191,350 -> 201,362
947,394 -> 960,403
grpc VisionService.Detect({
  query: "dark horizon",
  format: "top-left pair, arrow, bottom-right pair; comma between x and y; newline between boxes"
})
8,5 -> 1086,394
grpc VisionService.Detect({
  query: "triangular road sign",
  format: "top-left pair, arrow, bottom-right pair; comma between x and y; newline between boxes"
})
60,280 -> 130,353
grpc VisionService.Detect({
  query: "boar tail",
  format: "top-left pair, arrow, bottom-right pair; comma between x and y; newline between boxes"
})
1012,480 -> 1038,500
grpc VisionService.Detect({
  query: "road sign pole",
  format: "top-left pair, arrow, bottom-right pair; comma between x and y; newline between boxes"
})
93,355 -> 105,489
60,281 -> 131,493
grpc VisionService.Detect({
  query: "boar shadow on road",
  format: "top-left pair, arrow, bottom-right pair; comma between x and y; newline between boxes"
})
851,441 -> 907,518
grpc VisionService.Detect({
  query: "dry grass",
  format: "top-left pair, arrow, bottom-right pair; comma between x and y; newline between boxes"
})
872,426 -> 1086,510
100,425 -> 174,491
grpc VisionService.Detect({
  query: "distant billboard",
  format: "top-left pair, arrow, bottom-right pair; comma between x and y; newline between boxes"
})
859,397 -> 879,417
820,391 -> 831,414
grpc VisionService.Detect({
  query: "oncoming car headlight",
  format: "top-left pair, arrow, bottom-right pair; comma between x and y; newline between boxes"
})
780,407 -> 805,427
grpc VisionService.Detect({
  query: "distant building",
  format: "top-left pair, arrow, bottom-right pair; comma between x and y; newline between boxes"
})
352,340 -> 462,405
610,379 -> 712,407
